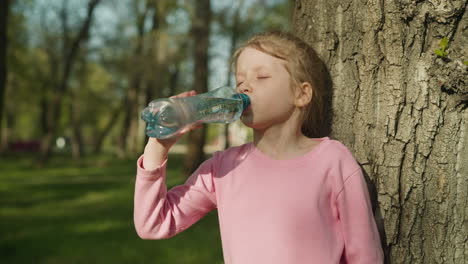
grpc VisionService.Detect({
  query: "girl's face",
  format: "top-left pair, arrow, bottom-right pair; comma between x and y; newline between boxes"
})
236,47 -> 298,130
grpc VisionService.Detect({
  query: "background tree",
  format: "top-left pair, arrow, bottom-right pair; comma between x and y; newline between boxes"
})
117,0 -> 149,158
0,0 -> 10,152
218,0 -> 246,149
2,1 -> 41,151
184,0 -> 212,174
2,0 -> 292,162
115,0 -> 189,157
293,0 -> 467,263
139,0 -> 188,152
38,0 -> 101,163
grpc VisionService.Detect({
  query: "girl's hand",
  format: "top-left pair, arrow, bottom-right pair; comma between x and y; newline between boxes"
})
152,90 -> 202,150
143,90 -> 201,170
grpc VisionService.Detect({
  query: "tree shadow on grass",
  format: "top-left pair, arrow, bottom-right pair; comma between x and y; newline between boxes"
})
1,153 -> 223,264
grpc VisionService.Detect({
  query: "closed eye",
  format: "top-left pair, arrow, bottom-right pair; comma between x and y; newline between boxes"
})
257,76 -> 270,79
236,81 -> 244,87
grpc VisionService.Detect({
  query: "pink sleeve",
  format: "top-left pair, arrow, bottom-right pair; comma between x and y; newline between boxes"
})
133,155 -> 217,239
336,169 -> 384,263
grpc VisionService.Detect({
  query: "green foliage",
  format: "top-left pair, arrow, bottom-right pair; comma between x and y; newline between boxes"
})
434,37 -> 449,58
464,61 -> 468,66
206,123 -> 224,143
213,0 -> 291,41
4,0 -> 290,155
6,10 -> 44,140
0,154 -> 223,264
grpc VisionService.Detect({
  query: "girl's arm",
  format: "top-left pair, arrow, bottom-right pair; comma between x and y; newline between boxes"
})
336,169 -> 384,263
134,141 -> 217,239
142,138 -> 171,170
134,90 -> 216,239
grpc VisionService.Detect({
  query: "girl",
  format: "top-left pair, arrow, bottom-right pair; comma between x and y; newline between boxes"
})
134,32 -> 384,263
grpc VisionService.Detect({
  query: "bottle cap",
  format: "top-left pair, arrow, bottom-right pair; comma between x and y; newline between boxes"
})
235,93 -> 251,111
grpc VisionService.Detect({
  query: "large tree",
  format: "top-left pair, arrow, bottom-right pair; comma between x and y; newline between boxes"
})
293,0 -> 467,263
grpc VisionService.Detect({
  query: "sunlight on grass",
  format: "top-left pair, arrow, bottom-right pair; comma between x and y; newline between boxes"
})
72,220 -> 126,234
68,190 -> 121,206
0,154 -> 223,264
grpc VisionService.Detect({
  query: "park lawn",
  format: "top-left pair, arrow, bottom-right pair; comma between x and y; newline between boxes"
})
0,153 -> 223,264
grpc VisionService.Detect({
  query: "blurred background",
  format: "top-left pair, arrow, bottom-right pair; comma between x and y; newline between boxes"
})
0,0 -> 292,263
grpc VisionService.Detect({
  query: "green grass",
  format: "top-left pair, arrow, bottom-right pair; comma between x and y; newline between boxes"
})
0,153 -> 223,264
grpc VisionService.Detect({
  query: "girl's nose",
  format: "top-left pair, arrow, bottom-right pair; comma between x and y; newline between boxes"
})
239,83 -> 252,94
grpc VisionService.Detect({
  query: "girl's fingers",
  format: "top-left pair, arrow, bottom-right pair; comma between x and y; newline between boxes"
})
179,122 -> 202,135
170,90 -> 196,99
165,90 -> 200,136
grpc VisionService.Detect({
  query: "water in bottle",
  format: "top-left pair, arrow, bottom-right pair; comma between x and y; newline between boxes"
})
141,86 -> 250,139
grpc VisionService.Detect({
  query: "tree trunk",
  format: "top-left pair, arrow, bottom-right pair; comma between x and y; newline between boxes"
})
293,0 -> 467,263
141,0 -> 167,152
1,96 -> 13,151
0,0 -> 10,152
184,0 -> 211,175
70,43 -> 91,159
70,93 -> 84,159
93,106 -> 121,154
118,5 -> 148,158
118,78 -> 141,158
39,0 -> 100,163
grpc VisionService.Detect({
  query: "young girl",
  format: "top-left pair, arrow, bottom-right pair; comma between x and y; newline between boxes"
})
134,32 -> 384,263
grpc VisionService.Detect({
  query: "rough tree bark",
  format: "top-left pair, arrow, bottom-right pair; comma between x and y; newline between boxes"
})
293,0 -> 467,263
184,0 -> 211,175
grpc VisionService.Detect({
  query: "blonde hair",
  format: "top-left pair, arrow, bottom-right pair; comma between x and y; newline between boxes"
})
232,31 -> 332,138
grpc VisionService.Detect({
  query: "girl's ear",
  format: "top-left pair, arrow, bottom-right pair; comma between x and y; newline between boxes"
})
294,82 -> 313,107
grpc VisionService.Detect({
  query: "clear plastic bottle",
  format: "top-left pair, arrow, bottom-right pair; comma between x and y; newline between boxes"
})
141,86 -> 250,139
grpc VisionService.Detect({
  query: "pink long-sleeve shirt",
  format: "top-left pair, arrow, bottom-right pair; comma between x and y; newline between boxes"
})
134,137 -> 384,263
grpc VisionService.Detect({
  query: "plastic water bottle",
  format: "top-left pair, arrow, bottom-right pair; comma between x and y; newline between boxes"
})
141,86 -> 250,139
